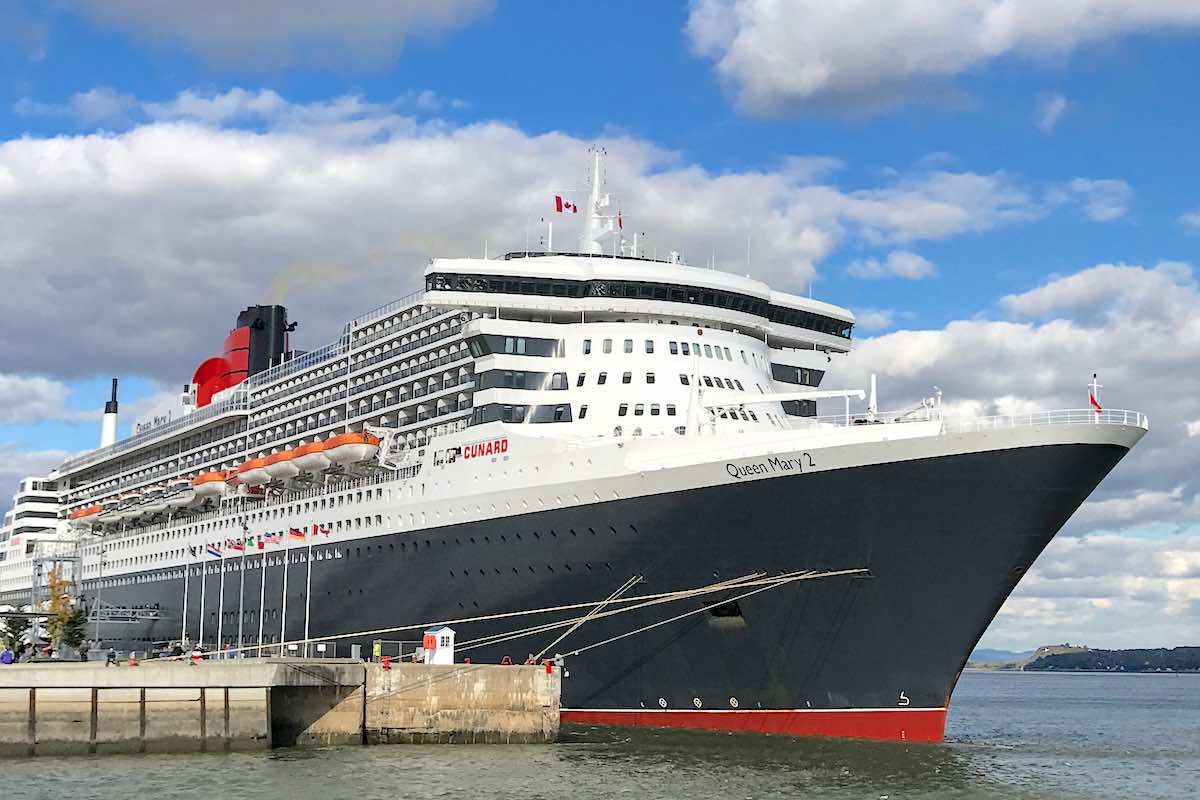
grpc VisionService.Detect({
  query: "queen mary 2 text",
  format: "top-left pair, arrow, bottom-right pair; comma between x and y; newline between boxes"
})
725,453 -> 815,480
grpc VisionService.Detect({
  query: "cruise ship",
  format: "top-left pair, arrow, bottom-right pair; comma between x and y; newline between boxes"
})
0,154 -> 1147,742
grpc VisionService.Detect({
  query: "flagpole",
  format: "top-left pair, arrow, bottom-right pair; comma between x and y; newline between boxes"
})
216,540 -> 226,658
280,530 -> 290,657
236,535 -> 247,657
180,544 -> 191,645
197,547 -> 208,648
303,528 -> 314,657
256,536 -> 267,656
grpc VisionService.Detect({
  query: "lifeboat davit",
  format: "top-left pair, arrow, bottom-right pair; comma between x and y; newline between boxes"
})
192,471 -> 228,498
292,441 -> 332,474
323,432 -> 381,467
264,450 -> 301,482
69,505 -> 102,527
96,497 -> 121,525
237,457 -> 271,486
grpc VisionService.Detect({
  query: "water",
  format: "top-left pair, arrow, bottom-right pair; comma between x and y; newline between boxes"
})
4,672 -> 1198,799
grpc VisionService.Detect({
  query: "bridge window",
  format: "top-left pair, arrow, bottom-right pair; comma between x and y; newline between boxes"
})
624,339 -> 633,354
645,340 -> 654,354
622,372 -> 632,384
582,339 -> 592,354
598,372 -> 608,385
618,404 -> 628,417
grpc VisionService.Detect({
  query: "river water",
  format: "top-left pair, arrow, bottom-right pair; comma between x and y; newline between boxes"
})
5,671 -> 1198,799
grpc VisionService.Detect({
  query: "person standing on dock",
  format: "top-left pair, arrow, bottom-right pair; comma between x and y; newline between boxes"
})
0,646 -> 12,665
105,647 -> 117,667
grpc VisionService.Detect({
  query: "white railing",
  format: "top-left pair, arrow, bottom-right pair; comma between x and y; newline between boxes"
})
782,407 -> 1148,434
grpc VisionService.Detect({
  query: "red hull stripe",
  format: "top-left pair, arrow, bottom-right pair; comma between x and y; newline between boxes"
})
561,708 -> 947,743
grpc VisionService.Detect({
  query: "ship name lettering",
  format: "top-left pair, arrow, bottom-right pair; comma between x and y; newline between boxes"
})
462,437 -> 509,460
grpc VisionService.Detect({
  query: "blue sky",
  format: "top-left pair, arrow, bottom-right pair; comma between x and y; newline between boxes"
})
0,1 -> 1197,648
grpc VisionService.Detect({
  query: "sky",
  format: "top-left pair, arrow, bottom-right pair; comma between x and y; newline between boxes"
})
0,0 -> 1197,650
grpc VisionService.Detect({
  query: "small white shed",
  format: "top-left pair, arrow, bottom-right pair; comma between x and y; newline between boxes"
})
421,625 -> 455,665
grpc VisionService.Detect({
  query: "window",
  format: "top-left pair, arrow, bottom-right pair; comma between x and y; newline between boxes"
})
622,372 -> 632,384
576,373 -> 586,387
646,373 -> 655,384
503,337 -> 528,355
550,372 -> 567,390
669,342 -> 679,355
624,339 -> 633,354
583,339 -> 592,355
645,340 -> 654,353
734,379 -> 744,390
666,404 -> 677,416
681,342 -> 690,356
634,404 -> 645,416
724,347 -> 733,360
740,350 -> 748,364
553,405 -> 569,422
603,339 -> 613,354
703,376 -> 713,387
715,347 -> 724,360
597,372 -> 608,385
618,404 -> 629,417
579,404 -> 588,419
723,378 -> 735,389
650,404 -> 661,416
679,374 -> 690,385
703,344 -> 713,358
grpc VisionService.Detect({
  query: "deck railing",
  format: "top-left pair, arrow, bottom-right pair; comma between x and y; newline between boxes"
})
786,407 -> 1149,433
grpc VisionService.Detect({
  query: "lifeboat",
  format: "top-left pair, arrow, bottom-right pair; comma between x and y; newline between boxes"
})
237,457 -> 271,487
68,505 -> 102,527
192,471 -> 228,499
96,497 -> 122,525
292,441 -> 332,474
141,485 -> 168,516
165,478 -> 196,509
264,450 -> 301,482
323,432 -> 381,467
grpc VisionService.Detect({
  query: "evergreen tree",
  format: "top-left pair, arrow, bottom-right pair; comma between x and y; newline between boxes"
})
1,615 -> 31,650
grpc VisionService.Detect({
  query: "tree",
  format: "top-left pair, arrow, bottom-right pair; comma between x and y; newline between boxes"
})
60,607 -> 88,651
1,615 -> 31,650
43,565 -> 74,648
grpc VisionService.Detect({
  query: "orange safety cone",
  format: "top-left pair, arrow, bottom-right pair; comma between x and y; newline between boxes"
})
128,654 -> 140,667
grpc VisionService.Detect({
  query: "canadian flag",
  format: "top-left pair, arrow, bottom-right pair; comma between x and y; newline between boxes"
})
554,195 -> 578,214
1089,389 -> 1102,412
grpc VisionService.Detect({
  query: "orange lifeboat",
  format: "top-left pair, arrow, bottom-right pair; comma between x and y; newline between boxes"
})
68,505 -> 102,526
192,471 -> 228,498
264,449 -> 301,481
292,440 -> 332,474
237,457 -> 271,486
323,432 -> 381,466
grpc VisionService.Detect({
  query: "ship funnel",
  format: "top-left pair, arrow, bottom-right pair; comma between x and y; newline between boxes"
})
867,374 -> 878,422
100,377 -> 119,448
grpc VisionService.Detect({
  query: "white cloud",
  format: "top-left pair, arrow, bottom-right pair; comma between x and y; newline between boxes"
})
0,375 -> 92,425
1036,93 -> 1069,132
1058,177 -> 1133,221
0,88 -> 1114,383
64,0 -> 493,69
846,250 -> 936,280
851,309 -> 896,331
1181,209 -> 1200,230
685,0 -> 1200,115
0,444 -> 76,501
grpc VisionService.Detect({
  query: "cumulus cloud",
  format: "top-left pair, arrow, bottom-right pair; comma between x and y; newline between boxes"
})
846,250 -> 936,280
0,375 -> 92,425
1181,209 -> 1200,230
0,443 -> 76,499
685,0 -> 1200,115
850,309 -> 896,331
0,88 -> 1119,384
1036,93 -> 1070,132
64,0 -> 494,69
1057,178 -> 1133,221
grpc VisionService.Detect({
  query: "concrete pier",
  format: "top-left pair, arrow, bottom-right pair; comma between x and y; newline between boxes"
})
0,659 -> 560,756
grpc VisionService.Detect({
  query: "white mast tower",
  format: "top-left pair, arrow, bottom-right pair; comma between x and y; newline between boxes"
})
581,148 -> 622,255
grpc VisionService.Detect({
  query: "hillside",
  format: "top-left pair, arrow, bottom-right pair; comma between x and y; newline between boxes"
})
1024,646 -> 1200,672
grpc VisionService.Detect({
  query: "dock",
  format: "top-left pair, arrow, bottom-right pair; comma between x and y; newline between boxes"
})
0,659 -> 560,756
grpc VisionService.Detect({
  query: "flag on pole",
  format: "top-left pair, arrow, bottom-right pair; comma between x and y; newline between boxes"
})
206,543 -> 222,558
312,523 -> 332,537
229,537 -> 245,552
264,531 -> 282,545
554,195 -> 577,214
1089,373 -> 1103,412
288,527 -> 306,541
256,535 -> 264,550
617,210 -> 623,229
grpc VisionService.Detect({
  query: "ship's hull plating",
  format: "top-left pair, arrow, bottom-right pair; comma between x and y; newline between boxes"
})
62,440 -> 1129,742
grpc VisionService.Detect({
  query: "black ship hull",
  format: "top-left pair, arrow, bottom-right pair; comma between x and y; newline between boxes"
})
54,440 -> 1128,742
